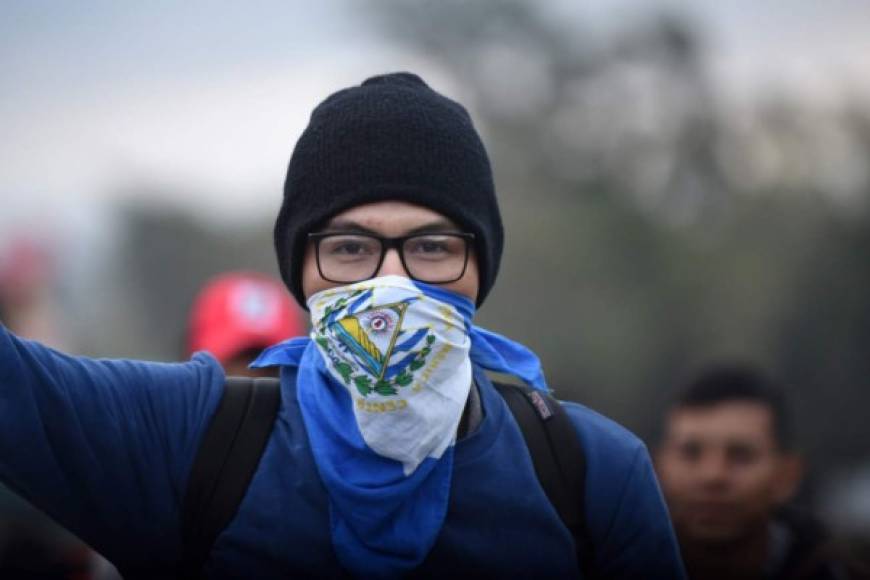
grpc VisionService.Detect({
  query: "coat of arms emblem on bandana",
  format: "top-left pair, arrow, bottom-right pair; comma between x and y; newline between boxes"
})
314,288 -> 436,398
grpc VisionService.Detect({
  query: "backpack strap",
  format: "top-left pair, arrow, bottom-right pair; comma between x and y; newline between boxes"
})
181,376 -> 281,579
494,382 -> 596,578
180,377 -> 592,577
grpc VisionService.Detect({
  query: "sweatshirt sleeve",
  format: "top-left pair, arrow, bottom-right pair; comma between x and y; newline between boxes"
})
0,323 -> 225,572
562,401 -> 687,580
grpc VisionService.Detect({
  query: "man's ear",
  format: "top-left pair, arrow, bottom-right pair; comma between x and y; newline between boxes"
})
773,453 -> 804,504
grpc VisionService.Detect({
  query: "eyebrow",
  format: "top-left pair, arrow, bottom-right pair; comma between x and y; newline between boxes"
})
322,218 -> 461,236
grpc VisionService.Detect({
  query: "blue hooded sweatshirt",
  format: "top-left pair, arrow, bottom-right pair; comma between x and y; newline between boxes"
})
0,323 -> 685,578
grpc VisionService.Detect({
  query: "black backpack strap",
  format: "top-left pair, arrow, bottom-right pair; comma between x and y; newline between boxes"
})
494,382 -> 596,578
181,376 -> 281,578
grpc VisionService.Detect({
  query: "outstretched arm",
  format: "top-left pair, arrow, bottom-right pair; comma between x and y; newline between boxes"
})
0,323 -> 224,573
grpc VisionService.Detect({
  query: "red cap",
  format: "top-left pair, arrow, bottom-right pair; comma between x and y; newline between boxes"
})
187,271 -> 305,363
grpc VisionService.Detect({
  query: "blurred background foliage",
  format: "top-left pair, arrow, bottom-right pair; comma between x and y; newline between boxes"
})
2,0 -> 869,538
356,2 -> 870,480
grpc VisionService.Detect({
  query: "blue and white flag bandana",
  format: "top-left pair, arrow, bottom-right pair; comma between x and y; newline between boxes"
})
252,275 -> 547,578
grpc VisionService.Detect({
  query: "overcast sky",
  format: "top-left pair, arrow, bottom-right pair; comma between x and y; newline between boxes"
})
1,0 -> 869,237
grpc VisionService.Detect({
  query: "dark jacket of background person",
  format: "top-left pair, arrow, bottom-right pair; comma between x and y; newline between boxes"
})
768,507 -> 864,580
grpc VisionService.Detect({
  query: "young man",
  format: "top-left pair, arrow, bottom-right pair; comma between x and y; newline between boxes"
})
656,365 -> 853,579
186,271 -> 305,377
0,72 -> 684,578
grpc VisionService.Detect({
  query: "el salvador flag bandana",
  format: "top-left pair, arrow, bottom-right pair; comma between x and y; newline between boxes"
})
252,275 -> 547,578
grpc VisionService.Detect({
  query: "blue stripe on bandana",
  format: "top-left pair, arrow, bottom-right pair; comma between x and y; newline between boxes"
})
413,282 -> 548,392
391,327 -> 429,353
252,282 -> 547,578
347,288 -> 373,315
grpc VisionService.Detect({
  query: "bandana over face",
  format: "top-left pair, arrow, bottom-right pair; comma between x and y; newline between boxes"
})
311,275 -> 473,474
253,275 -> 547,578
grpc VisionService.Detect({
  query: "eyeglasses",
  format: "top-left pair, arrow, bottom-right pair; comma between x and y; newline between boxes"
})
308,232 -> 474,284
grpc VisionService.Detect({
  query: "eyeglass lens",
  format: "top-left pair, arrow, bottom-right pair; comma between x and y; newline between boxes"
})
316,234 -> 468,283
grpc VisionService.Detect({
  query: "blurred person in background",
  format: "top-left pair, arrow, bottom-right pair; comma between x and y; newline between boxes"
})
0,238 -> 68,350
656,365 -> 862,579
186,271 -> 306,377
0,72 -> 685,578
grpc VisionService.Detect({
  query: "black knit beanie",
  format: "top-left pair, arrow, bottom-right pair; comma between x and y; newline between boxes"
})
274,72 -> 503,309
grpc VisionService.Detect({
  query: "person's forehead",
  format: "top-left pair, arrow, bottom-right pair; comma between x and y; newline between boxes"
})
665,401 -> 777,445
324,201 -> 457,229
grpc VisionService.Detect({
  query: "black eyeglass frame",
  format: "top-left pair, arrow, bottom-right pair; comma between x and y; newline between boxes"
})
308,231 -> 475,285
